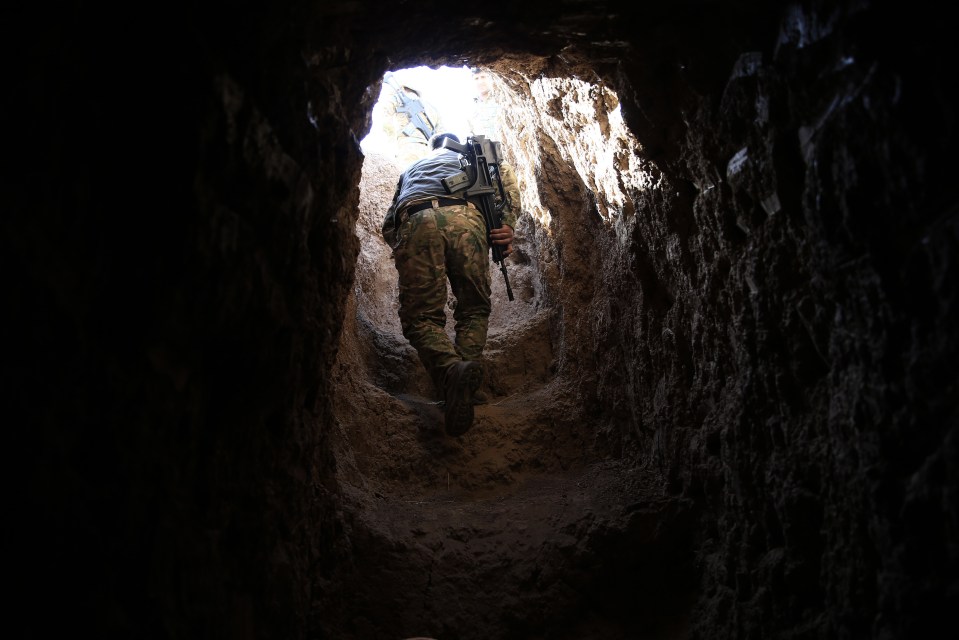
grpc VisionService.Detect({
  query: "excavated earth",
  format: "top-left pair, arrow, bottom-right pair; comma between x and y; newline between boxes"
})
329,152 -> 691,638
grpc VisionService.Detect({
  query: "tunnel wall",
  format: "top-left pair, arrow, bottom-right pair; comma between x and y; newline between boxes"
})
594,5 -> 958,637
509,3 -> 958,637
444,6 -> 958,633
11,3 -> 362,637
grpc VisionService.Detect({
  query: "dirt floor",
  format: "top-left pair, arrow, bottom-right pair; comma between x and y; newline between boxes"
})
327,152 -> 689,639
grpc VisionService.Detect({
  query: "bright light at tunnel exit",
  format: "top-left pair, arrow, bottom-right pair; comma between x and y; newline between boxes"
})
360,65 -> 478,156
361,64 -> 651,228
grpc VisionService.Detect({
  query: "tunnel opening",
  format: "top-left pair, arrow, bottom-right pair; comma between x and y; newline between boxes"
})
324,62 -> 693,639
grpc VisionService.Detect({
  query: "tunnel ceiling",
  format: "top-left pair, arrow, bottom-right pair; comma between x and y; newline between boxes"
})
256,0 -> 786,174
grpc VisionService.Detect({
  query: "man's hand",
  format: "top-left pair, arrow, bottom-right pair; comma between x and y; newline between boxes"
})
489,224 -> 514,257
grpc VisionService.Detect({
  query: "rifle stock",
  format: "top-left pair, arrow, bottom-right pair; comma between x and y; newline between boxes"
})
439,135 -> 515,301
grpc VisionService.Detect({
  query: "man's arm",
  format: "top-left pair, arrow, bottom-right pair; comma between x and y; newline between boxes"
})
489,160 -> 520,256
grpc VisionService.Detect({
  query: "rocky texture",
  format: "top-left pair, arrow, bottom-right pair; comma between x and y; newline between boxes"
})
10,1 -> 956,639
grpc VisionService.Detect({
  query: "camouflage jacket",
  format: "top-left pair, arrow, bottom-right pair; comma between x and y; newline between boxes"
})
382,150 -> 521,248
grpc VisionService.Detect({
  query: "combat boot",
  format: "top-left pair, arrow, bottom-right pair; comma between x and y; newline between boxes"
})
444,360 -> 483,436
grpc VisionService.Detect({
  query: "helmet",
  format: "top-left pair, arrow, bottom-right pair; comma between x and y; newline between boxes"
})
429,132 -> 460,149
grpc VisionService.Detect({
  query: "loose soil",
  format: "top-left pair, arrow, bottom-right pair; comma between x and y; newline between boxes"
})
327,152 -> 689,639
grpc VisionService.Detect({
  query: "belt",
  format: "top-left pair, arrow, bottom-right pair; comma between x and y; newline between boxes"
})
404,197 -> 469,217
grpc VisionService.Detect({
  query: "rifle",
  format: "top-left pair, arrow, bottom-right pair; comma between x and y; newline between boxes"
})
438,135 -> 514,301
382,72 -> 437,140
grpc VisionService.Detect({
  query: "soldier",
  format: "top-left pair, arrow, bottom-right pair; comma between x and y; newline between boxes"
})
382,133 -> 520,436
466,67 -> 500,140
466,68 -> 521,214
374,72 -> 442,166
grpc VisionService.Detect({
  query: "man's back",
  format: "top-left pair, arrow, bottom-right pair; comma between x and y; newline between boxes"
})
382,149 -> 463,247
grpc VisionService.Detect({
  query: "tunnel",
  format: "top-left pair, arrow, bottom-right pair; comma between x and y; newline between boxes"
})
12,1 -> 957,639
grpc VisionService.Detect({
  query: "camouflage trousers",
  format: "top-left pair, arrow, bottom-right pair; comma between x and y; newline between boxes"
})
393,204 -> 491,394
